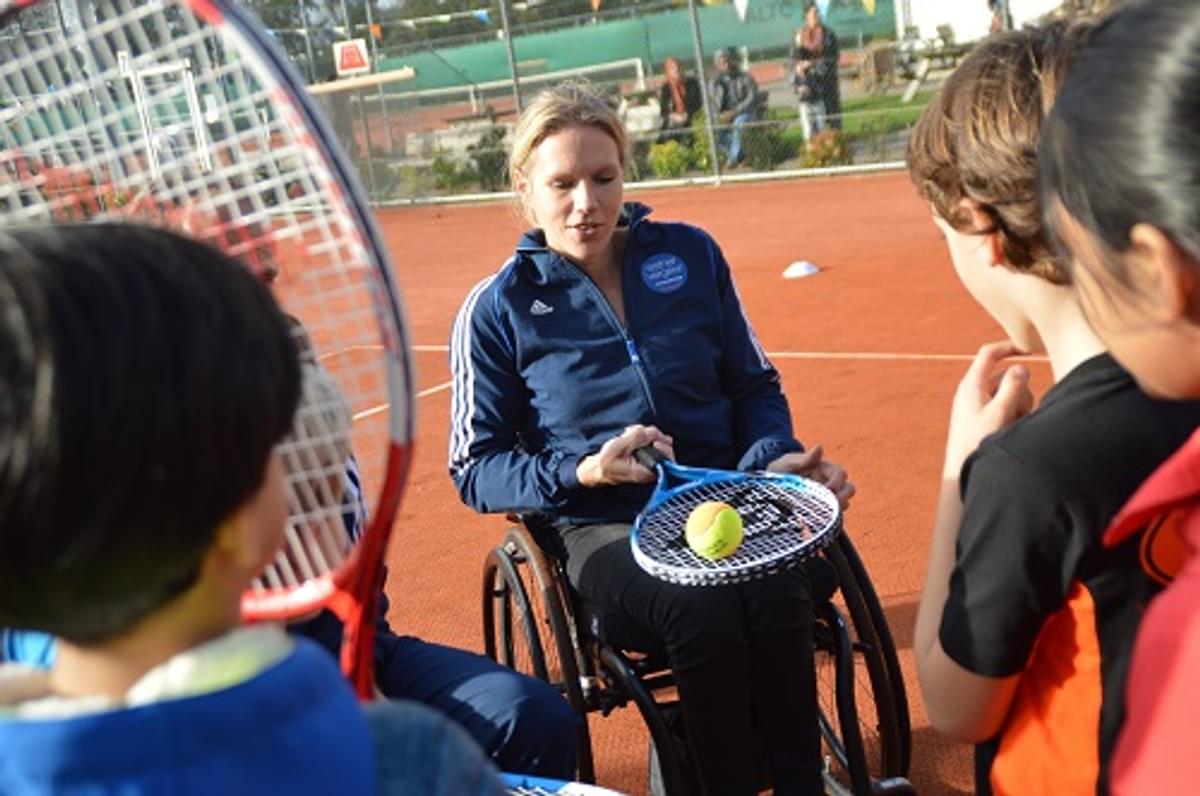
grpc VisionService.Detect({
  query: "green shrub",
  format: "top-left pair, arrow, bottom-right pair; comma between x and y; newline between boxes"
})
688,114 -> 713,171
647,139 -> 691,179
431,150 -> 476,191
392,164 -> 438,198
743,121 -> 793,171
469,126 -> 508,192
802,129 -> 854,168
779,125 -> 806,157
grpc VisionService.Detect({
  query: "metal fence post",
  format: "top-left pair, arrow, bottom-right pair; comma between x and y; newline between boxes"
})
497,0 -> 523,114
686,0 -> 721,181
362,0 -> 395,153
297,0 -> 317,83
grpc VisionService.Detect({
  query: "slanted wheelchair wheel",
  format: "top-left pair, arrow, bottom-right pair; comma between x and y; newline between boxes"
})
815,532 -> 910,794
483,542 -> 549,680
481,526 -> 597,782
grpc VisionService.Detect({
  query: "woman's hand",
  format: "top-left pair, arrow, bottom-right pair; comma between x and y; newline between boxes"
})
943,341 -> 1035,478
576,424 -> 675,488
767,444 -> 855,509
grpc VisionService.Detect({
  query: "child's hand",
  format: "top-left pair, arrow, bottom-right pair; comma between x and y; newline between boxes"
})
944,342 -> 1034,478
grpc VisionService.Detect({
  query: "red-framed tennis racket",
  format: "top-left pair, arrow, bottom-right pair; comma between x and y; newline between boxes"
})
0,0 -> 415,699
630,447 -> 842,586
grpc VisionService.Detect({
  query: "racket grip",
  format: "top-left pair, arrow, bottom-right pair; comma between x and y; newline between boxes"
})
634,445 -> 667,470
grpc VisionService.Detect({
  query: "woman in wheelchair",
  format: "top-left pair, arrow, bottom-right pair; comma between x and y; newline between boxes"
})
449,82 -> 854,796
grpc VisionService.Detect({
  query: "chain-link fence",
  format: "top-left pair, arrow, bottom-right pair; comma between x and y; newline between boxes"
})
251,0 -> 942,204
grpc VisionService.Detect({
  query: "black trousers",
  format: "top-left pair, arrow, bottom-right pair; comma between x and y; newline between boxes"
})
555,522 -> 823,796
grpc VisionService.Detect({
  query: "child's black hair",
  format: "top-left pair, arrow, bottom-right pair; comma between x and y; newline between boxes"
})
1039,0 -> 1200,284
0,223 -> 301,643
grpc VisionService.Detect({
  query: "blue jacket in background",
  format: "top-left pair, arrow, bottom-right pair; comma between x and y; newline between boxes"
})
449,202 -> 803,525
0,639 -> 376,795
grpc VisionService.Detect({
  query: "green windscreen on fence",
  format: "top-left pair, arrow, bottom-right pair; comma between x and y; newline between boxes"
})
381,0 -> 896,92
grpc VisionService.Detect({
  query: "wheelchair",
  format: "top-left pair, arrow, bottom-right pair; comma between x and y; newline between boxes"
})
481,517 -> 914,796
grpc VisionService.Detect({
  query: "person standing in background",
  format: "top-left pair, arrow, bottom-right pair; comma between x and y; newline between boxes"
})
791,3 -> 842,141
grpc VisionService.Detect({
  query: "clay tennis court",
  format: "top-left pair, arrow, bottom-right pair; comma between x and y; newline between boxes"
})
366,170 -> 1055,795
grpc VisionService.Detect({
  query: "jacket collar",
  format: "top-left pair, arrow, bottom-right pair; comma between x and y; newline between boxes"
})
514,201 -> 657,285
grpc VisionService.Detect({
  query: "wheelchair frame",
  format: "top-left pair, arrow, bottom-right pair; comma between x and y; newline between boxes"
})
481,522 -> 912,796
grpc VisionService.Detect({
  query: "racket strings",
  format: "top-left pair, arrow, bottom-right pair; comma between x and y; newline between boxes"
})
1,0 -> 402,599
254,360 -> 356,591
635,477 -> 840,585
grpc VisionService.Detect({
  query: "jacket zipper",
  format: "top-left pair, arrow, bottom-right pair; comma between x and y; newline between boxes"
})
570,260 -> 660,420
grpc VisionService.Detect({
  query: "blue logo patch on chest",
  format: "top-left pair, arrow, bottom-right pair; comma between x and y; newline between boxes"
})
640,254 -> 688,294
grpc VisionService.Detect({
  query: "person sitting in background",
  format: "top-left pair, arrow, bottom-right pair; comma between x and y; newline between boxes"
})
709,47 -> 762,167
657,56 -> 703,144
791,2 -> 842,141
0,223 -> 501,795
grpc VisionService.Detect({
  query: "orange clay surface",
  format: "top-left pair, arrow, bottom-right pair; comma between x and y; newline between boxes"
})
359,172 -> 1056,795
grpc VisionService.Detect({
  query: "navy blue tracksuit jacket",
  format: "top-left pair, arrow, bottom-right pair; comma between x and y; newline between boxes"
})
449,202 -> 803,525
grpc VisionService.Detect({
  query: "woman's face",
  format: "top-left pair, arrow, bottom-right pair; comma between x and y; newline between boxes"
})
805,6 -> 820,28
665,58 -> 681,81
519,124 -> 624,270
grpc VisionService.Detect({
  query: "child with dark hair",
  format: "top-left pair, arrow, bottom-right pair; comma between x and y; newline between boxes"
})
908,18 -> 1200,795
0,239 -> 578,782
1037,2 -> 1200,793
0,223 -> 501,795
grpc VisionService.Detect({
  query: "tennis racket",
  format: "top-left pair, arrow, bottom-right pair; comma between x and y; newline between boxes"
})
630,447 -> 841,586
0,0 -> 415,699
501,773 -> 627,796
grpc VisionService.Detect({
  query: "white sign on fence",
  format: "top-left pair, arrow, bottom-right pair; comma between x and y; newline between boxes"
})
333,39 -> 371,78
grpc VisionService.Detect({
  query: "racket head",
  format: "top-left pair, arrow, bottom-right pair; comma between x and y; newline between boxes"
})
500,772 -> 628,795
0,0 -> 415,693
631,459 -> 842,586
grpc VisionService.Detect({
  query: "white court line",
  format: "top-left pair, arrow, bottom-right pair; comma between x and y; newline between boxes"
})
351,380 -> 452,422
417,380 -> 454,398
406,344 -> 1049,364
767,351 -> 1049,363
349,349 -> 1050,421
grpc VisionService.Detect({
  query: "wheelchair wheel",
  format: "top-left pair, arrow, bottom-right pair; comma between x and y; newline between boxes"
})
483,542 -> 549,680
595,645 -> 696,796
481,526 -> 597,782
832,533 -> 912,773
815,533 -> 911,793
815,599 -> 872,796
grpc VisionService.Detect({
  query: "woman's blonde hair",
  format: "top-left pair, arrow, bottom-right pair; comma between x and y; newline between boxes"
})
508,81 -> 629,222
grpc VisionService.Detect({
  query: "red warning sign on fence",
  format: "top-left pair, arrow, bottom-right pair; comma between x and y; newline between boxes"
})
333,39 -> 371,77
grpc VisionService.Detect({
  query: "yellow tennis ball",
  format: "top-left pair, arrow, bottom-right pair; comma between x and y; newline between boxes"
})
685,501 -> 744,561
